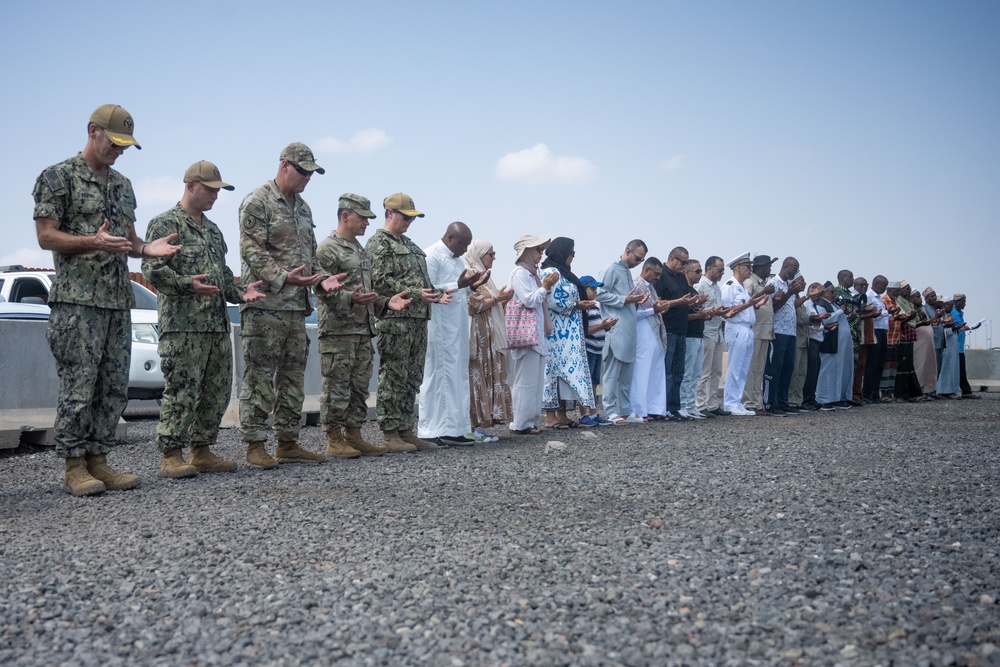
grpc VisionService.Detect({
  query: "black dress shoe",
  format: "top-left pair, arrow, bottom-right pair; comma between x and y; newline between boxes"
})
710,408 -> 731,416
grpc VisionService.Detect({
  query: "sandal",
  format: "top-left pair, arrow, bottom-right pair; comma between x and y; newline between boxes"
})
511,427 -> 542,435
547,422 -> 570,430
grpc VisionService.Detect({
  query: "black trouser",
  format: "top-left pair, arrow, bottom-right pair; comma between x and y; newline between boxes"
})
863,329 -> 887,401
803,339 -> 821,406
959,352 -> 973,395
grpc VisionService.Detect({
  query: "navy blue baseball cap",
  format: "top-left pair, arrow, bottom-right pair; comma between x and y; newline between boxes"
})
580,275 -> 603,288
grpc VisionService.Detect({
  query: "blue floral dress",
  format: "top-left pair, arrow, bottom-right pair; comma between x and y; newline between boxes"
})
541,269 -> 596,409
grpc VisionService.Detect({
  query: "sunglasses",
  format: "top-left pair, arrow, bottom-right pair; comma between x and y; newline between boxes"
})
394,210 -> 415,223
288,162 -> 312,177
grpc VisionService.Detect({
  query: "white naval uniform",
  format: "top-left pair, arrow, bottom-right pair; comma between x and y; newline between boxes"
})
721,278 -> 756,412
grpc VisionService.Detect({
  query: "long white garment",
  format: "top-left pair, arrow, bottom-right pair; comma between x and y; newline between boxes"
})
418,241 -> 471,438
816,305 -> 849,405
631,319 -> 666,416
630,277 -> 666,417
508,264 -> 550,429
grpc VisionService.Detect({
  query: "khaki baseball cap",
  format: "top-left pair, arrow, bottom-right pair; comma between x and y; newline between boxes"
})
383,193 -> 424,217
90,104 -> 140,149
339,193 -> 376,219
279,142 -> 325,174
184,160 -> 235,191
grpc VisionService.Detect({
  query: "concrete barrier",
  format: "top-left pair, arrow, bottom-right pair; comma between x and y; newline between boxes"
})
0,320 -> 127,448
221,324 -> 381,429
965,348 -> 1000,391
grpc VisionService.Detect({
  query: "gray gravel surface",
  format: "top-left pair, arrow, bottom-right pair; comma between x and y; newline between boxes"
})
2,397 -> 999,666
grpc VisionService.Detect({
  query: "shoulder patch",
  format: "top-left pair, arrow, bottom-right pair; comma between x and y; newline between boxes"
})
725,279 -> 733,285
44,169 -> 68,195
244,198 -> 267,220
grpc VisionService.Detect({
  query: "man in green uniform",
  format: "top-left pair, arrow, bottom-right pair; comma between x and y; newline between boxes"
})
366,193 -> 447,453
238,143 -> 345,468
143,161 -> 265,478
315,194 -> 412,458
33,104 -> 180,496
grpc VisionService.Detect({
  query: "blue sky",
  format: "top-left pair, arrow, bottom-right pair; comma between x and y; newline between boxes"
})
4,1 -> 998,346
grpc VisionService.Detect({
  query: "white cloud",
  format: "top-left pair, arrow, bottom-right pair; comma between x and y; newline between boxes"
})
134,176 -> 182,209
314,128 -> 391,154
658,154 -> 685,172
0,246 -> 54,270
495,143 -> 597,184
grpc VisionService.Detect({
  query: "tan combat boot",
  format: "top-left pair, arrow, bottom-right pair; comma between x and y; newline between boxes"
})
63,457 -> 106,497
86,453 -> 141,490
275,441 -> 326,464
246,441 -> 278,469
189,446 -> 237,473
344,427 -> 387,457
325,427 -> 361,459
380,431 -> 417,454
399,430 -> 439,451
159,449 -> 198,479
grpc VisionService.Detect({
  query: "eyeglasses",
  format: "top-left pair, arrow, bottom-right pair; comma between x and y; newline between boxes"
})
288,162 -> 312,177
394,210 -> 415,223
686,269 -> 703,274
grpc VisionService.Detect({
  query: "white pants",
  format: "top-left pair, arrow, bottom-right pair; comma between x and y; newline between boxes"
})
630,325 -> 666,417
724,324 -> 754,412
509,349 -> 545,430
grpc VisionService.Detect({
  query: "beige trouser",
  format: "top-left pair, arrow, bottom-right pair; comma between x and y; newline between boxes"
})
742,336 -> 771,409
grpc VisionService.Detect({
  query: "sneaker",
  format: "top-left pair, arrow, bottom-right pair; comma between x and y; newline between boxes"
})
693,408 -> 714,419
439,434 -> 476,446
625,413 -> 645,424
834,402 -> 852,410
709,408 -> 731,417
578,415 -> 598,427
730,407 -> 756,416
473,427 -> 500,443
592,415 -> 615,426
685,409 -> 707,420
819,403 -> 836,411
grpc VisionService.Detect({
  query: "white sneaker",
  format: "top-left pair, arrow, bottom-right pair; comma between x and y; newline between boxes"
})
473,427 -> 499,443
731,407 -> 756,416
686,408 -> 707,420
625,414 -> 645,423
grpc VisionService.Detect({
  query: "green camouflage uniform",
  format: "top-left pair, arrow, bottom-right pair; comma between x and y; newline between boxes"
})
142,203 -> 245,454
238,180 -> 328,444
365,228 -> 432,432
32,154 -> 136,459
316,231 -> 393,430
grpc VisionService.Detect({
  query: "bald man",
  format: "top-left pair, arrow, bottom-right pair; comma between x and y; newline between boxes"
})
417,222 -> 489,446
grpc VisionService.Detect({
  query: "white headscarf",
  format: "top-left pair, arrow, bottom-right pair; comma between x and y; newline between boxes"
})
464,239 -> 507,352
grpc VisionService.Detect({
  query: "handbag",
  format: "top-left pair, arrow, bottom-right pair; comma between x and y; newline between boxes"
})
505,299 -> 539,348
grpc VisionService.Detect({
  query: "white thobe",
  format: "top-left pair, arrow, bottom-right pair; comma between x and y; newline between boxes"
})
630,278 -> 666,417
418,241 -> 471,438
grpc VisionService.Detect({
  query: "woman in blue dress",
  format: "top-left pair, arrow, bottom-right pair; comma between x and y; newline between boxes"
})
540,238 -> 596,428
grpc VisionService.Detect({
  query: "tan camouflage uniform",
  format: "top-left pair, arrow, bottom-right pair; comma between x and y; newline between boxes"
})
32,154 -> 136,459
365,228 -> 432,433
315,225 -> 395,430
238,180 -> 328,445
143,204 -> 245,454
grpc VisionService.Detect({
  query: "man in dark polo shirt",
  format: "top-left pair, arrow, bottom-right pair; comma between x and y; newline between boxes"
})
654,246 -> 700,421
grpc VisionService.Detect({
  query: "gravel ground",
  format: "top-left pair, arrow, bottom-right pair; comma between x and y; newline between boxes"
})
2,396 -> 998,666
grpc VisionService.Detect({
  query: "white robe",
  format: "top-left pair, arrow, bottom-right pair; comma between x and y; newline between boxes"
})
418,241 -> 471,438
